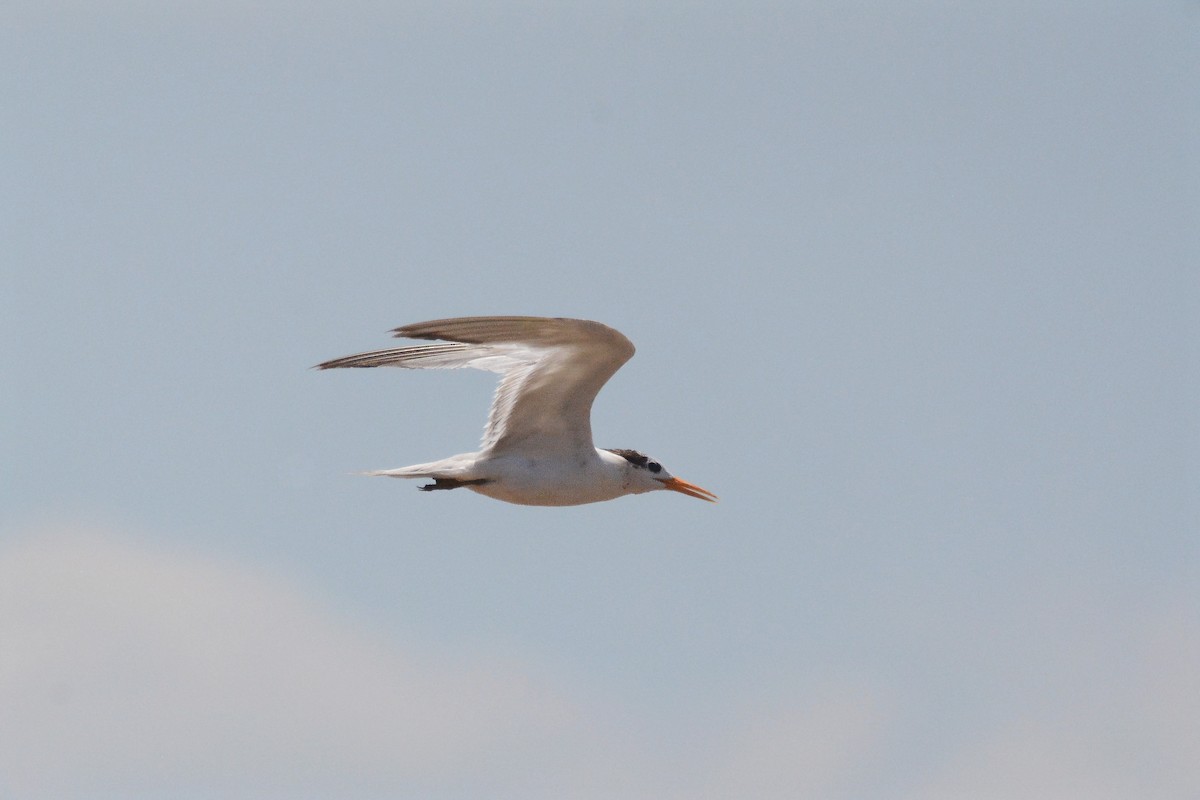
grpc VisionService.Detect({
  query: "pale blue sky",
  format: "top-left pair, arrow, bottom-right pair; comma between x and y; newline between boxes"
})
3,3 -> 1197,798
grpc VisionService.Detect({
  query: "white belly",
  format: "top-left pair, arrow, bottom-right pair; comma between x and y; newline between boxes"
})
467,454 -> 628,507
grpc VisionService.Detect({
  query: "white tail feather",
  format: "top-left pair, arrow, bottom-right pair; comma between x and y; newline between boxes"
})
362,467 -> 431,479
359,455 -> 475,479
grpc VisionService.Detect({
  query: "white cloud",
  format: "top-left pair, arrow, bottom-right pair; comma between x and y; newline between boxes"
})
909,590 -> 1200,800
702,688 -> 886,800
0,526 -> 579,798
5,523 -> 1192,800
0,524 -> 889,800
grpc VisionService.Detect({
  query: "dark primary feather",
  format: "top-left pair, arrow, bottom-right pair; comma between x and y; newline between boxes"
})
393,316 -> 612,347
314,343 -> 474,370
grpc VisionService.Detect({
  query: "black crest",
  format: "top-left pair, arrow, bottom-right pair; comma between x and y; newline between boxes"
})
604,448 -> 662,473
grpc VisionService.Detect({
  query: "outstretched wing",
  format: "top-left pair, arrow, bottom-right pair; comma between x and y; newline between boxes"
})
315,316 -> 635,457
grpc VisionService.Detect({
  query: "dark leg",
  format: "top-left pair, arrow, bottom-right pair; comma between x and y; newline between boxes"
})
419,477 -> 491,492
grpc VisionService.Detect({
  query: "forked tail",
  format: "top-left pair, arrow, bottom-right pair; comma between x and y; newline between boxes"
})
361,457 -> 486,493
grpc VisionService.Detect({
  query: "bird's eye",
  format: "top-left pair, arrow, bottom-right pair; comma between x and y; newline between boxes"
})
648,461 -> 662,473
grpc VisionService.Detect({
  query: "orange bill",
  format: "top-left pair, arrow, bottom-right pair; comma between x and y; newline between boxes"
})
657,476 -> 718,502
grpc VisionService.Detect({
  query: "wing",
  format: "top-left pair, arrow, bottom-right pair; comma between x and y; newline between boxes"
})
316,316 -> 636,457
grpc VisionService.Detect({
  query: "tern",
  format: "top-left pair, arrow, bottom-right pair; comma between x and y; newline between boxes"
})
315,316 -> 717,506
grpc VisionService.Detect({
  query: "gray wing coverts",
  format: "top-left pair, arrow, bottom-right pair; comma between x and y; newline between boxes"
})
315,316 -> 636,454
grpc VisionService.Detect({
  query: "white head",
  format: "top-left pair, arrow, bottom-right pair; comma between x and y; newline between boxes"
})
603,448 -> 718,502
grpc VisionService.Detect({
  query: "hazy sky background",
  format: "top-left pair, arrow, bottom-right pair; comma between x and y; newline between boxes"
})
3,2 -> 1197,798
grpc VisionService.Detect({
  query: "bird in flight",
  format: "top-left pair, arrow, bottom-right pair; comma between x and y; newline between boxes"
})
315,316 -> 717,506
